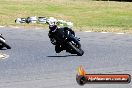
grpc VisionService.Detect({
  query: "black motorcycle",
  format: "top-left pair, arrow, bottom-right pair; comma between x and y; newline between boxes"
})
48,25 -> 84,56
0,34 -> 11,49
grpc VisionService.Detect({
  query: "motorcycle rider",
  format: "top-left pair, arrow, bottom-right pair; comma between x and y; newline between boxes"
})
47,17 -> 75,53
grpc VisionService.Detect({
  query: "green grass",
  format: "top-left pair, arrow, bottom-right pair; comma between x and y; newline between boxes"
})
0,0 -> 132,33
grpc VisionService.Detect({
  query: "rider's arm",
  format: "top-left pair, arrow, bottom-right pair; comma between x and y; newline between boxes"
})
48,31 -> 56,45
64,27 -> 75,36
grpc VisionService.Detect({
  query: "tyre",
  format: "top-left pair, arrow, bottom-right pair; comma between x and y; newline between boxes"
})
0,40 -> 11,49
0,44 -> 4,49
4,43 -> 11,49
67,37 -> 84,56
77,48 -> 84,56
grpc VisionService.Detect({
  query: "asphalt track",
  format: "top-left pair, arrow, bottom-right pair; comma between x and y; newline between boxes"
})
0,27 -> 132,88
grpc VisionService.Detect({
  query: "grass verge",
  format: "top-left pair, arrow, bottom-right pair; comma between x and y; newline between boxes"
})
0,0 -> 132,33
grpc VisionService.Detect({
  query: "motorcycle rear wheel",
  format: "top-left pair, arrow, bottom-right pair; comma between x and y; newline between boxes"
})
0,41 -> 11,49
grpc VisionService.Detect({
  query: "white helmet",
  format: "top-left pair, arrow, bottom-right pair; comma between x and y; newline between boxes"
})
47,17 -> 57,26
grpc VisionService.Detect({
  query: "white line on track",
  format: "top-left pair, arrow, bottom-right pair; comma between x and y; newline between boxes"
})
13,26 -> 19,29
84,31 -> 92,32
116,33 -> 125,35
84,31 -> 125,35
100,32 -> 109,33
0,26 -> 126,35
0,54 -> 9,60
35,27 -> 43,30
0,26 -> 5,28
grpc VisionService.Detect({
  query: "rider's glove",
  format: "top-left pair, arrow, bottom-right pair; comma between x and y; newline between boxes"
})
50,38 -> 56,45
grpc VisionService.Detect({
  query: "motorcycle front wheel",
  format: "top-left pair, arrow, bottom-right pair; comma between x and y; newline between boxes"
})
67,37 -> 84,56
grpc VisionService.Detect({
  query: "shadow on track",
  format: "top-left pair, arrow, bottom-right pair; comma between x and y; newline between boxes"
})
47,54 -> 77,57
0,48 -> 7,50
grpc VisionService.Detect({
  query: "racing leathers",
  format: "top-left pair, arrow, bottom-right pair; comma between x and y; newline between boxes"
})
48,26 -> 75,53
